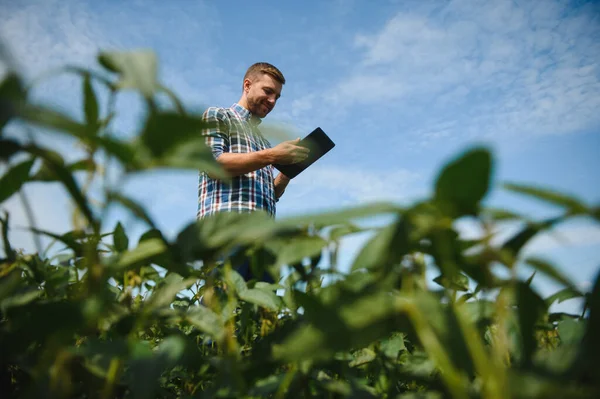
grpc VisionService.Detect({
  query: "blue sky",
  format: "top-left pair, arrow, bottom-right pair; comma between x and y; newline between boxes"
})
1,0 -> 599,310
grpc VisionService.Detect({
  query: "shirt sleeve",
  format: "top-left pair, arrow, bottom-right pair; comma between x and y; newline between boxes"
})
201,107 -> 230,159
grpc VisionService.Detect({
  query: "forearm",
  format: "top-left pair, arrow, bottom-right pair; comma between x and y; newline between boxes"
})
212,150 -> 274,178
274,173 -> 290,199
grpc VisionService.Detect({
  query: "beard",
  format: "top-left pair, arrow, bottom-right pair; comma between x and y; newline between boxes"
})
247,95 -> 270,118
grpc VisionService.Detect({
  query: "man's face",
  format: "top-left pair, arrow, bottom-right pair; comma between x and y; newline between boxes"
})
245,73 -> 282,118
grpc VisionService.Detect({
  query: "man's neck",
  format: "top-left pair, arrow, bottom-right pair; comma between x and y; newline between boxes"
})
237,97 -> 249,110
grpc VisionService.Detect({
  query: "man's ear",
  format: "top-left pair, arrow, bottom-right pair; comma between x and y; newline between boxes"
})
243,78 -> 252,93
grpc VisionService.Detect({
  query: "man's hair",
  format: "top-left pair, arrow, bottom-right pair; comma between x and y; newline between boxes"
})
243,62 -> 286,87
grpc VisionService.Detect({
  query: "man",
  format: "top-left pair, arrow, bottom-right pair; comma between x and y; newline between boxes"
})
198,62 -> 309,281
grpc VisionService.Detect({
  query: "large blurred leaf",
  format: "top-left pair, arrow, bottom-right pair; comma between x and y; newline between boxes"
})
524,257 -> 578,291
186,306 -> 226,341
545,287 -> 584,307
558,318 -> 586,346
0,158 -> 34,204
98,50 -> 158,98
29,227 -> 85,256
129,335 -> 186,399
328,223 -> 366,241
351,217 -> 411,272
380,332 -> 406,359
0,138 -> 22,162
272,290 -> 409,362
574,271 -> 600,381
504,182 -> 588,215
516,282 -> 547,366
2,301 -> 84,357
239,288 -> 281,311
0,212 -> 15,261
20,103 -> 89,137
0,73 -> 25,131
140,112 -> 207,157
434,147 -> 492,218
28,145 -> 97,228
31,154 -> 95,182
151,137 -> 227,177
433,273 -> 469,292
114,238 -> 167,270
113,221 -> 129,252
144,273 -> 197,312
83,73 -> 99,132
501,217 -> 561,259
265,233 -> 327,268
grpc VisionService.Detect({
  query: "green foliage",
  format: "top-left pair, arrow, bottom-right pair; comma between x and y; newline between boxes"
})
1,50 -> 599,399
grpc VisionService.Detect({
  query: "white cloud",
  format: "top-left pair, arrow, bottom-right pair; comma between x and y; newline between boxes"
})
0,0 -> 111,78
323,0 -> 600,143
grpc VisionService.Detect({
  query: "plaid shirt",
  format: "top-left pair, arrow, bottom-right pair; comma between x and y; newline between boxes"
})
197,103 -> 276,219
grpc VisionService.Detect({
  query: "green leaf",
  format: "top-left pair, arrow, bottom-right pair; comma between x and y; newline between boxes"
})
114,238 -> 167,270
273,290 -> 408,363
266,234 -> 327,268
186,306 -> 226,341
31,155 -> 95,182
349,348 -> 376,367
1,288 -> 41,312
516,282 -> 547,366
0,212 -> 15,261
83,74 -> 99,131
29,227 -> 84,256
433,273 -> 470,292
351,218 -> 410,272
20,103 -> 89,137
0,138 -> 22,162
140,112 -> 208,158
0,270 -> 24,301
501,217 -> 560,259
151,137 -> 227,177
329,223 -> 366,241
67,158 -> 95,173
545,287 -> 584,306
434,147 -> 492,217
558,318 -> 586,345
130,335 -> 186,399
481,208 -> 528,222
579,271 -> 600,367
380,333 -> 406,359
98,50 -> 158,98
113,221 -> 129,252
504,182 -> 588,214
225,269 -> 248,294
23,145 -> 97,228
145,274 -> 196,312
96,135 -> 138,166
239,288 -> 281,311
0,158 -> 34,204
525,257 -> 578,291
0,73 -> 25,131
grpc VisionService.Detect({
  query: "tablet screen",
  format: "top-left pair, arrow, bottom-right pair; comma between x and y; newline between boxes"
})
273,127 -> 335,179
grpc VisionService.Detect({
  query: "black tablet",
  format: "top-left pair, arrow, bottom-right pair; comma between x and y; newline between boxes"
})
273,127 -> 335,179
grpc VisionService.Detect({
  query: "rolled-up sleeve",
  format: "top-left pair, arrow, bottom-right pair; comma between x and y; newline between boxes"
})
201,107 -> 230,159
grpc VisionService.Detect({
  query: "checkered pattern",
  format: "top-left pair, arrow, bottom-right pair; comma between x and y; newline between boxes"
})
197,103 -> 276,219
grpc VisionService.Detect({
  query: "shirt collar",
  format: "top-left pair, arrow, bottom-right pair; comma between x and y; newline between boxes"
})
230,103 -> 262,126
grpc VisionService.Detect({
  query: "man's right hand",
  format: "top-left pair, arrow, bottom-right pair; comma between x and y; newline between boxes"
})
269,138 -> 310,165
